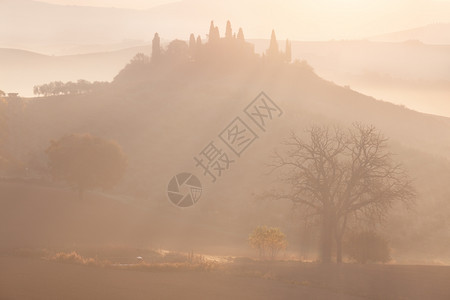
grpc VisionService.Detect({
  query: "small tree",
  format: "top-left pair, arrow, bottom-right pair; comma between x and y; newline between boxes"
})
130,53 -> 150,65
46,133 -> 127,200
249,226 -> 288,260
345,231 -> 390,264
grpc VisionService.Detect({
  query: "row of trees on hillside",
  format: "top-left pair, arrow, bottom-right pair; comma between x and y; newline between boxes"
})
266,29 -> 292,63
33,80 -> 108,96
115,21 -> 298,81
0,90 -> 20,98
149,21 -> 292,65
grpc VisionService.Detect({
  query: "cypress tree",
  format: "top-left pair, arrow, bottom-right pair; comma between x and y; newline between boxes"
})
152,32 -> 161,61
285,39 -> 292,62
267,29 -> 279,58
209,21 -> 216,43
225,20 -> 232,39
237,27 -> 245,41
214,26 -> 220,40
196,35 -> 202,58
189,33 -> 196,56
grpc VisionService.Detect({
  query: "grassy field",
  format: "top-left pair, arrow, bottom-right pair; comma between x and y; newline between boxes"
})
1,256 -> 450,299
1,181 -> 450,299
0,256 -> 362,300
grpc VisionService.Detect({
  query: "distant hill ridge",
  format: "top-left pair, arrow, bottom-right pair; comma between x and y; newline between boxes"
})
369,23 -> 450,45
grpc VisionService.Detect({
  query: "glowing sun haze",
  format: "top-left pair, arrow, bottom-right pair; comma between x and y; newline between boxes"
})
35,0 -> 450,40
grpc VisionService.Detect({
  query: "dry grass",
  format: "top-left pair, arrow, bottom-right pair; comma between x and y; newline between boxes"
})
44,249 -> 221,272
114,261 -> 220,272
48,251 -> 110,267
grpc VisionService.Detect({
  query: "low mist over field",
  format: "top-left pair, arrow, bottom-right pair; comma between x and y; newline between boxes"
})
1,1 -> 450,299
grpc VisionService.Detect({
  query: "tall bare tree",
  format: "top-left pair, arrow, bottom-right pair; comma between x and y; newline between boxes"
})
268,124 -> 414,263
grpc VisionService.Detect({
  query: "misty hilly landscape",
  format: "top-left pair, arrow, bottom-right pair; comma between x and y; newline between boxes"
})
2,1 -> 450,299
2,0 -> 450,116
3,20 -> 450,260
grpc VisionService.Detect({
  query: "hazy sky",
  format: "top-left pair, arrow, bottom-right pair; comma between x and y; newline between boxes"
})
38,0 -> 177,9
35,0 -> 450,40
36,0 -> 450,11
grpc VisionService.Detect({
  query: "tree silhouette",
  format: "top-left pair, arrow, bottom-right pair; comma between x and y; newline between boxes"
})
152,32 -> 161,61
196,35 -> 202,45
130,53 -> 150,64
33,79 -> 107,96
46,133 -> 127,200
208,21 -> 216,43
225,20 -> 232,39
249,226 -> 288,260
237,27 -> 245,41
285,39 -> 292,63
267,29 -> 279,58
267,124 -> 414,263
195,35 -> 203,59
214,26 -> 220,41
207,21 -> 221,43
189,33 -> 196,57
166,39 -> 189,62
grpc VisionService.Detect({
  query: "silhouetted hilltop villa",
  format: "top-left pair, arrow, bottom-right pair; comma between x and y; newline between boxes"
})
113,21 -> 297,83
150,20 -> 292,64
